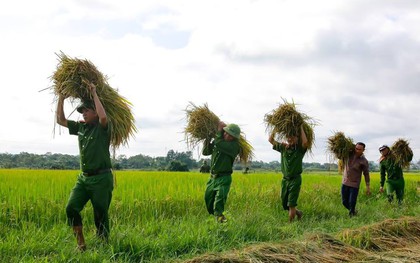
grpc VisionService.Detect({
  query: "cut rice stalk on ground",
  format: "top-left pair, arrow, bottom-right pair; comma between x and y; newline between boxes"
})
184,217 -> 420,263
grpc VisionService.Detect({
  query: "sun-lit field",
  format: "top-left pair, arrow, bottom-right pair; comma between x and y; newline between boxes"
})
0,169 -> 419,262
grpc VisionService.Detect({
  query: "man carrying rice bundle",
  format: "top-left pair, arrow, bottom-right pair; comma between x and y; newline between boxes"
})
56,82 -> 113,251
379,140 -> 413,205
51,52 -> 135,250
269,125 -> 308,222
265,99 -> 316,223
327,132 -> 371,217
184,102 -> 252,223
202,121 -> 241,223
340,142 -> 371,217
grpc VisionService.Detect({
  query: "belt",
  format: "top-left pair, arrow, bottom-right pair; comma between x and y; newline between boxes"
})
82,168 -> 112,176
283,173 -> 301,180
211,173 -> 231,179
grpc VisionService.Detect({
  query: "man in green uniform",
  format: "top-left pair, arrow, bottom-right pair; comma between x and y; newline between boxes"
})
203,121 -> 240,223
56,82 -> 113,251
269,125 -> 308,222
379,145 -> 412,204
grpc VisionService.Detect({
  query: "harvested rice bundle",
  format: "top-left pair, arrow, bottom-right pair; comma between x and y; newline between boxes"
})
51,52 -> 136,148
238,135 -> 254,164
184,102 -> 254,164
264,99 -> 317,151
327,131 -> 355,160
391,138 -> 413,169
52,52 -> 106,100
184,102 -> 220,149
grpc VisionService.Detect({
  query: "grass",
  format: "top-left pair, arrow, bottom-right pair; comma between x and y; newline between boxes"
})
0,169 -> 419,262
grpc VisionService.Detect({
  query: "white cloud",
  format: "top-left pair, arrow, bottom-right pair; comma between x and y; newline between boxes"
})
1,0 -> 420,166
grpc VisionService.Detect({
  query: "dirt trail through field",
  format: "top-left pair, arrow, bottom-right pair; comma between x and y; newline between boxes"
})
185,217 -> 420,263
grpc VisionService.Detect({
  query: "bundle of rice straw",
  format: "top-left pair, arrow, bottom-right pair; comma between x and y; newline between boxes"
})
184,102 -> 220,148
184,102 -> 254,164
237,135 -> 255,164
50,52 -> 136,149
391,138 -> 413,169
264,98 -> 317,151
326,131 -> 355,160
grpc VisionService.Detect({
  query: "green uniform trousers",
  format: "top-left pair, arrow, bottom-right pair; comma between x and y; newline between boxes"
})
204,175 -> 232,216
386,178 -> 404,203
281,174 -> 302,210
66,171 -> 114,238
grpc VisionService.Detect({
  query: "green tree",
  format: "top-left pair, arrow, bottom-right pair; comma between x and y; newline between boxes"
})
166,160 -> 189,171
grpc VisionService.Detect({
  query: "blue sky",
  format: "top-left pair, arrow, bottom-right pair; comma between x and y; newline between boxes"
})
1,0 -> 420,164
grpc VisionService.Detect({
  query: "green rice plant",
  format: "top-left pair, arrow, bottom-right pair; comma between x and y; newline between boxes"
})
1,169 -> 419,262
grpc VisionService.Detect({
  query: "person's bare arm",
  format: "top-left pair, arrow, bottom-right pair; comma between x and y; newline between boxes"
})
88,82 -> 108,128
268,133 -> 276,146
300,125 -> 308,149
56,96 -> 68,127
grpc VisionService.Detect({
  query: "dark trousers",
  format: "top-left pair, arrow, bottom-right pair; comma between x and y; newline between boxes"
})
66,172 -> 114,238
341,184 -> 359,216
204,175 -> 232,216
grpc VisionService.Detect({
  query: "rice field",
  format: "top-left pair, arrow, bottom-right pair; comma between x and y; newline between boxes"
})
0,169 -> 419,262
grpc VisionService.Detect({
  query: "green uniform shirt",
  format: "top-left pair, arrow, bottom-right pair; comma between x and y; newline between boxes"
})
273,143 -> 307,179
68,120 -> 112,173
202,131 -> 240,176
380,157 -> 404,187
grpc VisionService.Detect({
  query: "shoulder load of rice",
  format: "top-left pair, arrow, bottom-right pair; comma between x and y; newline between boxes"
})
264,98 -> 317,151
237,135 -> 255,165
51,52 -> 136,148
184,102 -> 220,148
391,138 -> 413,169
327,131 -> 355,160
184,102 -> 254,164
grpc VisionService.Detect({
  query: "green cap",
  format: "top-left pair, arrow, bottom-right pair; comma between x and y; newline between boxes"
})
76,100 -> 95,113
223,123 -> 241,139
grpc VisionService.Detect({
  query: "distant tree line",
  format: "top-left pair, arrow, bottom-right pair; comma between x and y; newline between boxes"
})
1,151 -> 419,172
0,152 -> 80,170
